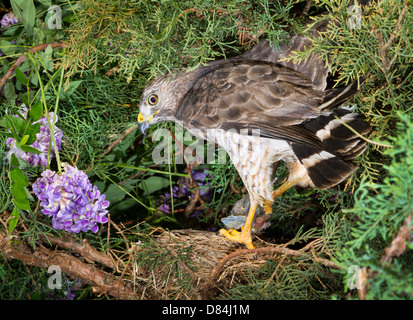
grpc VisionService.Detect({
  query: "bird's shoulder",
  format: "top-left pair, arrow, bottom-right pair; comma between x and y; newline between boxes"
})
175,60 -> 324,128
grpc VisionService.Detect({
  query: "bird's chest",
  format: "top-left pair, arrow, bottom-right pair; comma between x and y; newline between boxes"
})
209,129 -> 292,202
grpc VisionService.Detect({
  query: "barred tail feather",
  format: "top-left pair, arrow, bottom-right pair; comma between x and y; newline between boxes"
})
291,144 -> 357,189
292,109 -> 371,189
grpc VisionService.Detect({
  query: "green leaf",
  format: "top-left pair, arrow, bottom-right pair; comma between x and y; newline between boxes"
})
19,144 -> 42,154
8,207 -> 20,234
15,68 -> 28,85
10,168 -> 29,186
22,0 -> 36,36
25,123 -> 41,145
10,154 -> 21,168
19,93 -> 30,107
0,40 -> 16,56
60,80 -> 83,98
109,198 -> 140,217
2,132 -> 14,138
3,82 -> 16,105
138,176 -> 171,195
10,154 -> 30,169
20,134 -> 30,146
5,114 -> 24,137
29,100 -> 43,122
10,0 -> 23,21
37,0 -> 52,5
11,184 -> 31,210
43,45 -> 54,72
13,196 -> 31,211
11,183 -> 27,200
104,179 -> 138,203
30,72 -> 38,87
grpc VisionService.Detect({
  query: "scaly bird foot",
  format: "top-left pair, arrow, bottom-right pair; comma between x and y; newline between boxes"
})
263,200 -> 273,215
219,227 -> 254,249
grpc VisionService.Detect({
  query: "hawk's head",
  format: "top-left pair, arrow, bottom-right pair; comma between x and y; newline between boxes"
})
137,74 -> 170,134
138,66 -> 211,134
138,70 -> 194,134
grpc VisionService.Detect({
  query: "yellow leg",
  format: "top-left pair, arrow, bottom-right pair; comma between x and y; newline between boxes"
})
260,178 -> 302,217
219,199 -> 257,249
262,179 -> 301,216
271,178 -> 301,200
263,200 -> 273,214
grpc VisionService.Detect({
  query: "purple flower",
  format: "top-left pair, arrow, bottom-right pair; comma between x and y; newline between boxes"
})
32,164 -> 110,234
5,106 -> 63,167
0,13 -> 20,56
1,13 -> 20,28
157,203 -> 170,214
156,169 -> 214,219
192,169 -> 213,201
164,169 -> 213,200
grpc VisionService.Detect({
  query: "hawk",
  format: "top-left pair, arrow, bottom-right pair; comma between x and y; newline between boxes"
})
137,36 -> 371,250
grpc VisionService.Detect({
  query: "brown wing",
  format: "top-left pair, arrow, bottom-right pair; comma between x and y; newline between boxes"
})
175,60 -> 326,148
234,37 -> 329,91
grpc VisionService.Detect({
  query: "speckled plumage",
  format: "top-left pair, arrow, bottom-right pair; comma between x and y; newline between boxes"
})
138,36 -> 371,249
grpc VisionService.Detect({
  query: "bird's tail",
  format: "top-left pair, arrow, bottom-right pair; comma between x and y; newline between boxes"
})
290,108 -> 371,189
319,73 -> 370,110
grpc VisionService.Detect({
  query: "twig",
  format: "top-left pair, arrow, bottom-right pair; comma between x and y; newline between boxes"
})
301,0 -> 313,17
372,1 -> 408,74
0,41 -> 66,91
262,256 -> 286,291
168,128 -> 205,218
333,116 -> 393,148
229,182 -> 241,194
107,213 -> 111,256
355,214 -> 412,299
38,234 -> 115,269
0,231 -> 139,299
168,129 -> 195,185
382,215 -> 412,264
380,2 -> 408,56
184,189 -> 201,218
110,220 -> 131,251
207,244 -> 339,287
101,124 -> 137,156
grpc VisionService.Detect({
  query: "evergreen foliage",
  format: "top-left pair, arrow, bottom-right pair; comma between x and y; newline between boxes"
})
0,0 -> 412,300
336,113 -> 413,299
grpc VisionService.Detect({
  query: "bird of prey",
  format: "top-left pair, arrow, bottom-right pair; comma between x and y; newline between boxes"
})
137,34 -> 371,250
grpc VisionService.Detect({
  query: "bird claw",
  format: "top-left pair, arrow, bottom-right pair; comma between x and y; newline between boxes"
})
227,228 -> 240,236
219,228 -> 255,249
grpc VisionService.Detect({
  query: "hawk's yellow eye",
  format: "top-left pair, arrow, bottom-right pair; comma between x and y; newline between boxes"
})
148,94 -> 158,106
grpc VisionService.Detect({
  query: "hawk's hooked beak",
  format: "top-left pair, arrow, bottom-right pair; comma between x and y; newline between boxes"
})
137,110 -> 159,135
138,120 -> 150,135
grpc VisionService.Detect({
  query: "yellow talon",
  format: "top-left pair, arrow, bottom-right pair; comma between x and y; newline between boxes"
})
219,199 -> 258,250
228,229 -> 240,236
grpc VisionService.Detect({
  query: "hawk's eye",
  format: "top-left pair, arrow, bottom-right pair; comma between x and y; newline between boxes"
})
148,94 -> 158,106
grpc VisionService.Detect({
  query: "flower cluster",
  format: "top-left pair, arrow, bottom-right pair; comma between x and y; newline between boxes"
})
5,107 -> 63,167
32,164 -> 110,233
1,12 -> 19,28
157,169 -> 213,217
0,12 -> 19,57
